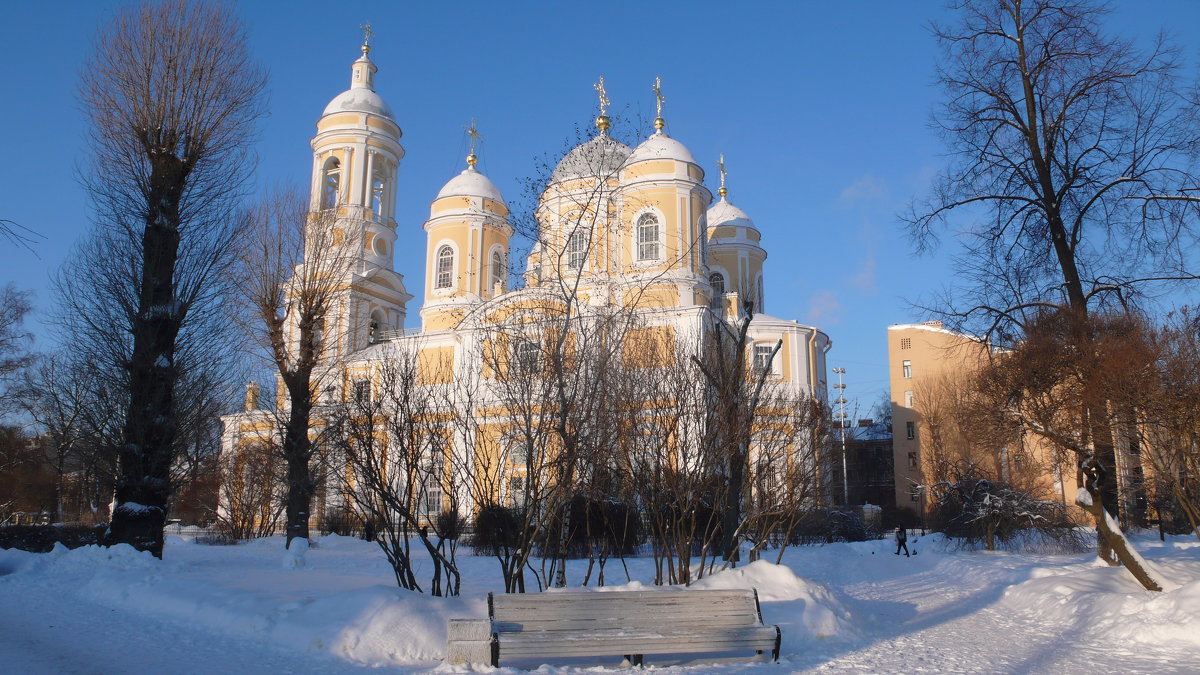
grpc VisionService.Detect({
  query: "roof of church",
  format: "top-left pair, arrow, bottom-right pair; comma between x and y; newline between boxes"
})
627,131 -> 697,166
550,134 -> 632,184
437,166 -> 503,202
706,197 -> 756,232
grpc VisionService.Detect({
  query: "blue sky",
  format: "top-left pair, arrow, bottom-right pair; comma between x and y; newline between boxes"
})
2,1 -> 1198,414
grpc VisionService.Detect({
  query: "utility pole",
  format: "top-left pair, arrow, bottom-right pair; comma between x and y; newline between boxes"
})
832,367 -> 849,507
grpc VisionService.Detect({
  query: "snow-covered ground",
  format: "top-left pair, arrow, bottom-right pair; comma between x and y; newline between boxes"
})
1,530 -> 1197,674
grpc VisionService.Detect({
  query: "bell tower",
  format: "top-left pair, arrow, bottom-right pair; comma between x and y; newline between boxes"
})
308,31 -> 412,356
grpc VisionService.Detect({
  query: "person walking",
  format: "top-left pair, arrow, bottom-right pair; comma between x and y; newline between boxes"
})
894,526 -> 910,557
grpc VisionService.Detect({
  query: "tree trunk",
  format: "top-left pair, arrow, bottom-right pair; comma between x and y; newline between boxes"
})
283,382 -> 314,548
109,174 -> 184,559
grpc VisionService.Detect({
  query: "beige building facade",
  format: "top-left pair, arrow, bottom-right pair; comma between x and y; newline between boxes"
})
220,44 -> 831,522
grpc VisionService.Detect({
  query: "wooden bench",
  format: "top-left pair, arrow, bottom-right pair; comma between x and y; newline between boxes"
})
446,588 -> 781,668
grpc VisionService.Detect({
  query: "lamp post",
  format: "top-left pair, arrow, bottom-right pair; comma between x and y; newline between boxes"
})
832,367 -> 848,507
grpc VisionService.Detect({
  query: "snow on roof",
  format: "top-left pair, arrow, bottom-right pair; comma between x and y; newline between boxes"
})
706,197 -> 756,233
550,134 -> 632,184
322,87 -> 394,120
436,167 -> 503,202
627,131 -> 697,166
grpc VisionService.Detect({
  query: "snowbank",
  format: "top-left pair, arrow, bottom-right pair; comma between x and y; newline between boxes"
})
692,560 -> 858,643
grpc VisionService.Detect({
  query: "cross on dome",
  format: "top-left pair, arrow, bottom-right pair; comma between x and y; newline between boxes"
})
464,118 -> 483,167
652,76 -> 666,132
718,153 -> 728,199
594,76 -> 611,133
360,22 -> 374,54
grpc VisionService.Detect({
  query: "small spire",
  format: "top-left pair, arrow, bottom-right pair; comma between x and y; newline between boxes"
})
652,76 -> 665,132
718,154 -> 728,199
360,22 -> 374,55
594,76 -> 611,134
464,118 -> 483,168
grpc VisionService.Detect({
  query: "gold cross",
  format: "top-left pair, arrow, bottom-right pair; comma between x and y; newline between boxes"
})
652,76 -> 664,119
464,118 -> 483,155
594,76 -> 610,117
360,22 -> 374,53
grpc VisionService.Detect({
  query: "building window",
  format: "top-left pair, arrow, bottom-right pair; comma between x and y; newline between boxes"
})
709,272 -> 725,295
435,245 -> 454,289
567,231 -> 586,270
753,343 -> 774,374
902,360 -> 912,379
757,277 -> 764,312
904,390 -> 913,408
515,339 -> 539,375
908,451 -> 918,468
353,379 -> 370,404
371,169 -> 386,219
491,251 -> 504,289
321,157 -> 341,210
900,338 -> 912,350
637,213 -> 660,261
911,486 -> 922,502
906,421 -> 915,440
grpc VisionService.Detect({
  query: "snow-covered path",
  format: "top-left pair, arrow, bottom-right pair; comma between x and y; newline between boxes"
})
785,539 -> 1200,674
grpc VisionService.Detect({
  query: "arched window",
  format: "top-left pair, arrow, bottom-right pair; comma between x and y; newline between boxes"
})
491,251 -> 504,289
567,231 -> 587,270
709,272 -> 725,295
756,276 -> 765,312
435,245 -> 454,290
637,213 -> 660,261
321,158 -> 341,210
515,339 -> 539,375
371,168 -> 386,219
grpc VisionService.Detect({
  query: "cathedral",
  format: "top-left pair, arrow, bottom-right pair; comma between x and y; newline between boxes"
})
220,39 -> 831,523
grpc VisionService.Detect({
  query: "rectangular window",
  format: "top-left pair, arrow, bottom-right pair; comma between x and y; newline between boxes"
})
753,343 -> 774,374
353,379 -> 370,405
906,421 -> 915,440
902,360 -> 912,379
567,232 -> 587,270
637,218 -> 660,261
911,486 -> 922,502
904,390 -> 914,408
908,451 -> 918,468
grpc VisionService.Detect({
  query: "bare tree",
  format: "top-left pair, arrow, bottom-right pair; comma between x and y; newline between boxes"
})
233,189 -> 356,559
77,0 -> 266,557
0,285 -> 34,415
908,0 -> 1200,588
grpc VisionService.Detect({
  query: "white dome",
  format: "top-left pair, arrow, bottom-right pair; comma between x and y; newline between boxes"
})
323,87 -> 394,120
627,132 -> 697,166
550,134 -> 632,183
706,198 -> 756,233
437,167 -> 503,202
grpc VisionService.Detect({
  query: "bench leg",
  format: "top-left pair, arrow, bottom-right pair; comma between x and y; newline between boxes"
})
490,634 -> 499,668
772,626 -> 781,662
622,654 -> 644,668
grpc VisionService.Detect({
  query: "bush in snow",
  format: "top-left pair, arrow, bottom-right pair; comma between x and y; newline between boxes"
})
927,460 -> 1087,552
0,523 -> 108,552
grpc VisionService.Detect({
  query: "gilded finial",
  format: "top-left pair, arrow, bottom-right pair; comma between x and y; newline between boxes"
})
594,76 -> 611,133
718,154 -> 728,198
360,22 -> 374,54
464,118 -> 483,168
652,76 -> 665,132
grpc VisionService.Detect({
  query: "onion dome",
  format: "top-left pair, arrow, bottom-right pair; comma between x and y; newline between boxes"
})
437,154 -> 503,202
549,134 -> 632,183
627,131 -> 697,166
706,198 -> 755,231
322,45 -> 395,121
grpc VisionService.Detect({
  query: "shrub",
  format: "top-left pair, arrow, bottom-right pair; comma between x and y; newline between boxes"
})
0,523 -> 108,552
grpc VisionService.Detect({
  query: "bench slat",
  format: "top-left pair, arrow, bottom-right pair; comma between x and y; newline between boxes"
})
498,626 -> 778,658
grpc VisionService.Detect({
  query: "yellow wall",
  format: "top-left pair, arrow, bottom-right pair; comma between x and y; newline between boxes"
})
418,346 -> 456,385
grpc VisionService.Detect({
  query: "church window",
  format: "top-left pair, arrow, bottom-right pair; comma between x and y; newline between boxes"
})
567,231 -> 587,270
902,360 -> 912,379
419,438 -> 445,517
321,158 -> 341,210
371,169 -> 386,219
353,379 -> 371,404
435,245 -> 454,289
491,251 -> 504,289
757,277 -> 764,312
637,213 -> 660,261
754,343 -> 775,374
709,272 -> 725,295
515,339 -> 539,375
